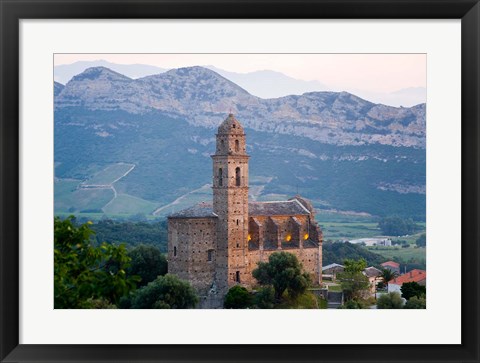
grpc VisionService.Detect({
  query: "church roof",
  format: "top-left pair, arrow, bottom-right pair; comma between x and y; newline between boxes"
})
249,199 -> 311,216
217,113 -> 245,135
168,202 -> 218,219
168,198 -> 312,219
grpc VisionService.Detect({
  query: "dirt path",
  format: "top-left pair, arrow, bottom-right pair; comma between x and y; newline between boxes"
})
153,184 -> 211,215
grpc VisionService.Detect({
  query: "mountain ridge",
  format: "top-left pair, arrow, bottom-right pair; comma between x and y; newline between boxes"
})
55,66 -> 426,148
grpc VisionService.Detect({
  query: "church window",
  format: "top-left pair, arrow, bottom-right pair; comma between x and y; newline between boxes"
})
235,271 -> 240,282
174,246 -> 177,257
236,167 -> 241,186
235,139 -> 240,152
236,219 -> 239,226
218,168 -> 223,186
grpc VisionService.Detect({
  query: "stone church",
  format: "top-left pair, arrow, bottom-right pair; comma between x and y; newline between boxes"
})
168,114 -> 323,307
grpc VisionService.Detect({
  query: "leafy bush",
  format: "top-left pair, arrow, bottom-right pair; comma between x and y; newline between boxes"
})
127,244 -> 167,286
401,282 -> 426,300
130,274 -> 198,309
404,295 -> 426,309
54,216 -> 139,308
224,285 -> 253,309
252,252 -> 310,300
377,292 -> 404,309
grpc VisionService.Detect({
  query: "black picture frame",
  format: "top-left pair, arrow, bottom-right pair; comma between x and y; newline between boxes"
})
1,1 -> 479,362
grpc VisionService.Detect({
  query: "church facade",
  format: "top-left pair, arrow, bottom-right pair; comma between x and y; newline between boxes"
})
167,114 -> 322,308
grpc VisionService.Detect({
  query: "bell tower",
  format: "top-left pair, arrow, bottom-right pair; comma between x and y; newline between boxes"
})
211,114 -> 249,294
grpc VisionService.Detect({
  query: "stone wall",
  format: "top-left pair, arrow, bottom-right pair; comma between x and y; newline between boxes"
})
246,245 -> 322,286
167,217 -> 217,296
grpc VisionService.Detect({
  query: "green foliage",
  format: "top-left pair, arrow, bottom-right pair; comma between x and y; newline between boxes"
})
89,219 -> 168,252
416,233 -> 426,247
224,285 -> 253,309
127,244 -> 167,287
377,292 -> 404,309
130,274 -> 198,309
340,299 -> 367,309
378,216 -> 420,236
336,258 -> 370,301
401,282 -> 426,300
54,216 -> 139,308
322,242 -> 384,267
252,252 -> 310,300
253,286 -> 276,309
343,258 -> 367,273
338,271 -> 370,301
379,268 -> 399,287
403,295 -> 426,309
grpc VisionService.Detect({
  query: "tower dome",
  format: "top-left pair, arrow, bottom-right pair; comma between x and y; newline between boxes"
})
217,113 -> 244,135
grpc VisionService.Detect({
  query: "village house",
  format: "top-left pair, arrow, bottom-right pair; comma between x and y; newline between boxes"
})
381,260 -> 401,274
388,269 -> 427,293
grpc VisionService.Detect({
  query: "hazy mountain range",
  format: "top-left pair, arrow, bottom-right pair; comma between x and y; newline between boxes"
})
54,60 -> 426,107
55,66 -> 425,148
54,66 -> 426,220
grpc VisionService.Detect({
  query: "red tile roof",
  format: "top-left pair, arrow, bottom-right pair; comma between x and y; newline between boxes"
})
389,269 -> 426,285
381,261 -> 400,268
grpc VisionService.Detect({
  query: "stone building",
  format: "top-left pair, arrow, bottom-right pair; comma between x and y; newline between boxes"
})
168,114 -> 322,307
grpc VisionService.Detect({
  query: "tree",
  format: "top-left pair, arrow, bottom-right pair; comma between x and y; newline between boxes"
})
337,258 -> 370,301
379,268 -> 399,290
377,292 -> 404,309
224,285 -> 253,309
253,286 -> 276,309
130,274 -> 198,309
401,282 -> 426,300
344,258 -> 367,273
339,299 -> 367,309
378,216 -> 419,236
252,252 -> 310,300
404,295 -> 426,309
54,217 -> 139,308
416,233 -> 426,247
127,244 -> 167,286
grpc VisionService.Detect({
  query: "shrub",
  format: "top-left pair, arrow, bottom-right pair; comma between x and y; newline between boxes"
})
224,285 -> 253,309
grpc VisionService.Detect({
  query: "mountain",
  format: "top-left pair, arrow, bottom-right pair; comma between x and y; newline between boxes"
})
54,60 -> 166,84
56,66 -> 426,148
350,87 -> 426,108
54,81 -> 65,96
205,66 -> 329,99
54,66 -> 426,220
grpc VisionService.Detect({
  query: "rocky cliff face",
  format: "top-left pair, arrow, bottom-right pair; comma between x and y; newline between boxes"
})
55,66 -> 426,148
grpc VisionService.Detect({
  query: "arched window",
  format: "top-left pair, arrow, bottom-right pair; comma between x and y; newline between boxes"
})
218,168 -> 223,186
235,139 -> 240,152
174,246 -> 177,257
235,167 -> 241,186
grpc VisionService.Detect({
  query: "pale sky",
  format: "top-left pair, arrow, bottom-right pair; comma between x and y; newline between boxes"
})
54,53 -> 426,94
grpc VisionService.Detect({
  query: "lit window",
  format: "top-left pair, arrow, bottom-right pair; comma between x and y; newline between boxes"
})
304,233 -> 309,240
285,234 -> 292,242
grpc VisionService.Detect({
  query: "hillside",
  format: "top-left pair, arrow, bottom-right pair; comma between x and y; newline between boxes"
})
54,66 -> 426,220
